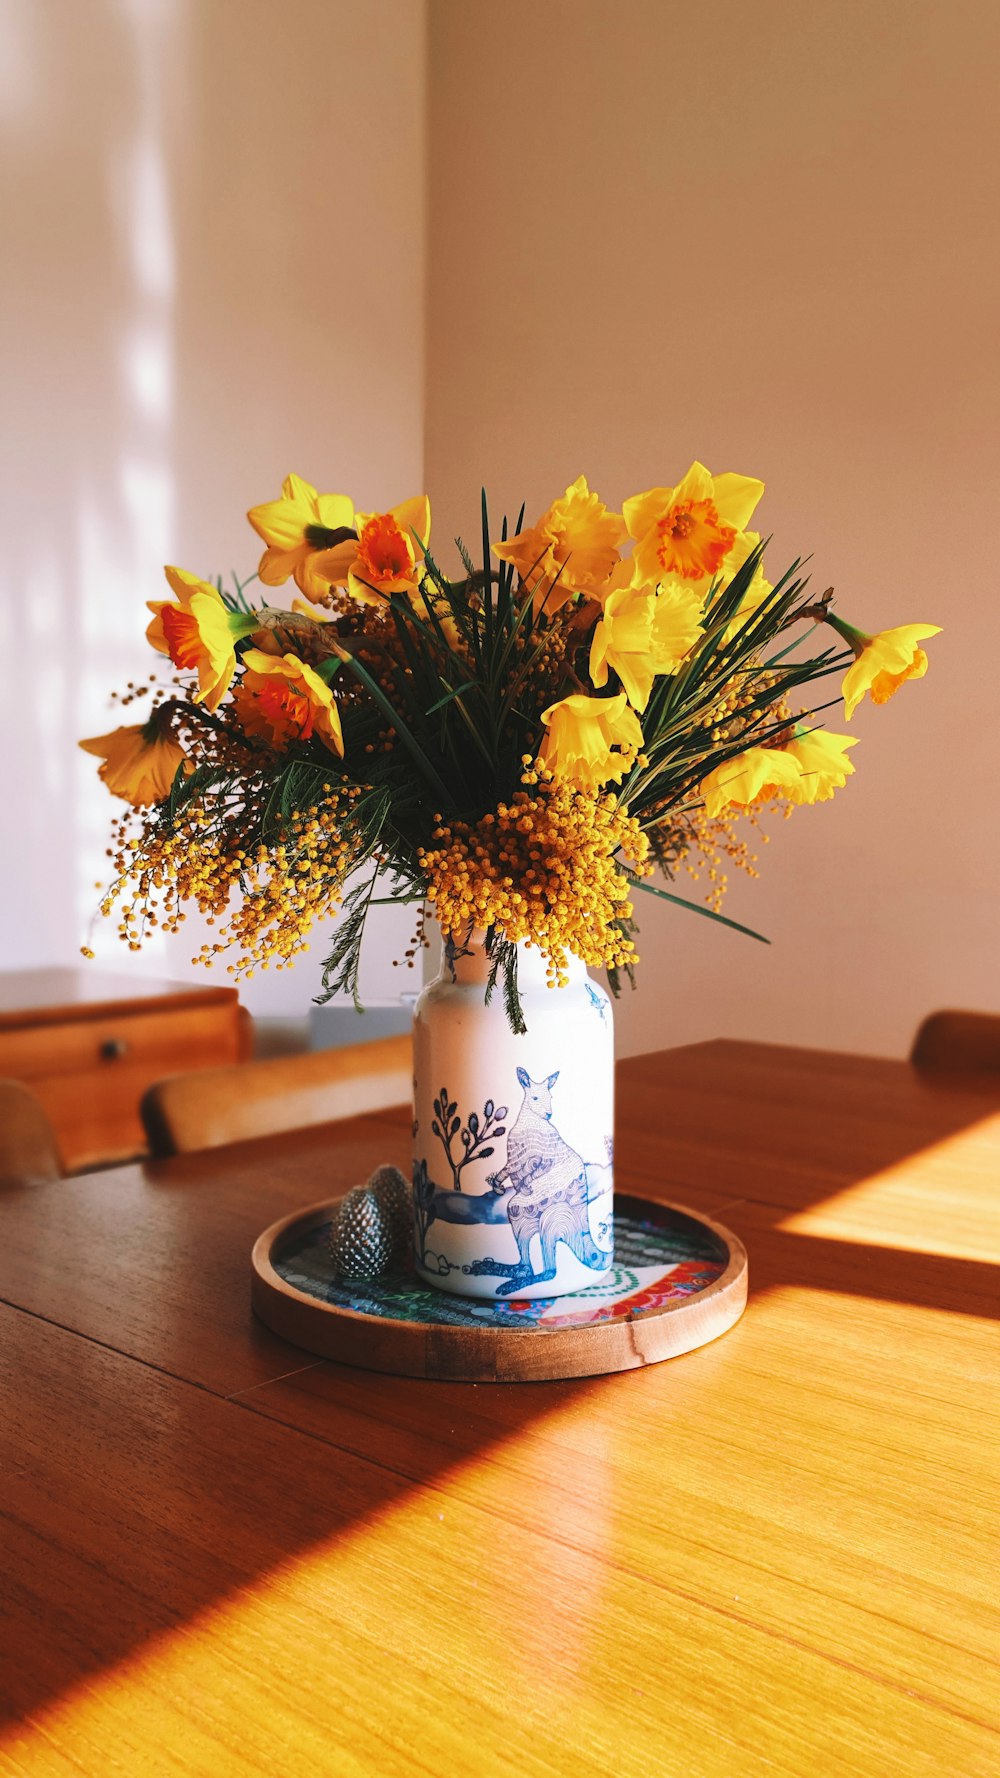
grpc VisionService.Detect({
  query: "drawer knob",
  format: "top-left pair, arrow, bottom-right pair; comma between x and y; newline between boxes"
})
100,1037 -> 130,1061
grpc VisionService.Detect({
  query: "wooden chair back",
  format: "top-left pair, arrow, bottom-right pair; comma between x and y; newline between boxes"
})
910,1009 -> 1000,1074
0,1078 -> 64,1188
142,1033 -> 413,1157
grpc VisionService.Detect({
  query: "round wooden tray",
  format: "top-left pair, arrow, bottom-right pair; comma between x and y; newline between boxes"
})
251,1192 -> 748,1382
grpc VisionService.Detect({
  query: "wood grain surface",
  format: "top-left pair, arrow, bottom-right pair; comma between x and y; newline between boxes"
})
1,1041 -> 998,1776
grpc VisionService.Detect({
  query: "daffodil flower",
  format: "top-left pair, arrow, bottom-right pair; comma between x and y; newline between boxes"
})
232,648 -> 344,755
782,728 -> 859,803
698,744 -> 802,817
146,567 -> 256,711
539,691 -> 643,790
79,719 -> 188,806
493,476 -> 626,614
832,620 -> 942,720
309,496 -> 432,607
589,583 -> 703,710
624,462 -> 764,595
247,474 -> 357,604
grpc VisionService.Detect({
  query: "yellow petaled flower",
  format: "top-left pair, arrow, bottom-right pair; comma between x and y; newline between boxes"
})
840,623 -> 942,720
589,584 -> 703,711
79,721 -> 188,807
232,649 -> 344,755
783,728 -> 859,803
540,691 -> 643,789
146,567 -> 254,712
493,476 -> 626,613
698,745 -> 803,818
247,473 -> 357,604
624,462 -> 765,594
309,496 -> 431,606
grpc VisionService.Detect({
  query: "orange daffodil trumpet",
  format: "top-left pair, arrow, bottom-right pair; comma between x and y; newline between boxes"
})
146,567 -> 256,712
311,495 -> 432,607
79,461 -> 940,1017
830,619 -> 943,720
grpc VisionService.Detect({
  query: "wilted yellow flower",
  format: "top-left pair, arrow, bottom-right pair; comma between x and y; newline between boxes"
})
589,583 -> 703,710
625,461 -> 764,594
80,721 -> 188,807
232,649 -> 344,755
493,476 -> 626,613
698,744 -> 802,817
247,473 -> 357,604
309,496 -> 431,606
146,567 -> 254,711
783,728 -> 859,803
838,622 -> 942,720
540,691 -> 643,789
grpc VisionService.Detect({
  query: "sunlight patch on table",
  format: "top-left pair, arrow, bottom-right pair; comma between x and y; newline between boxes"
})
778,1111 -> 1000,1260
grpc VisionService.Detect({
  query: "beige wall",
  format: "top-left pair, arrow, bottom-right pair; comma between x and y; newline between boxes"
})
0,0 -> 425,1012
426,0 -> 1000,1058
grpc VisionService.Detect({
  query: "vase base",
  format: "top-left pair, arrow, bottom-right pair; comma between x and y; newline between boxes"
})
251,1193 -> 748,1382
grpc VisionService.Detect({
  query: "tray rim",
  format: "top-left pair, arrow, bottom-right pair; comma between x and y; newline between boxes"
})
251,1190 -> 748,1382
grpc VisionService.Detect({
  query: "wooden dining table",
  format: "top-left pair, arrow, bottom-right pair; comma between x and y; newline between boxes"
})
1,1038 -> 998,1777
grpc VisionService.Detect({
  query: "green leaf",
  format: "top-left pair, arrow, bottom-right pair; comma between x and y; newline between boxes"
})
631,876 -> 770,944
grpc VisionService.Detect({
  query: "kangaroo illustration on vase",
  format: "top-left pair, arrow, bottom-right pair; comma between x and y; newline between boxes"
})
486,1068 -> 611,1296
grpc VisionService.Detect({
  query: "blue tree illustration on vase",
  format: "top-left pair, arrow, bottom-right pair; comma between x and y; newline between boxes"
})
431,1088 -> 507,1190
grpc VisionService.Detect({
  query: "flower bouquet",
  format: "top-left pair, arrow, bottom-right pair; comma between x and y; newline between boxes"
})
81,463 -> 938,1298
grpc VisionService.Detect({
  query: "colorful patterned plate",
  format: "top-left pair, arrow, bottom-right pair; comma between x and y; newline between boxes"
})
251,1192 -> 748,1381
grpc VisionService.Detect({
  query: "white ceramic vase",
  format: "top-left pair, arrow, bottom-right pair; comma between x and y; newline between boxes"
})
411,934 -> 615,1300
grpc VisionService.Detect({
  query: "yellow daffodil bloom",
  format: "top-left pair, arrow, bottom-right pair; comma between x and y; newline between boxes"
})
540,690 -> 643,790
493,476 -> 626,614
783,728 -> 859,803
589,583 -> 703,711
698,744 -> 803,817
232,649 -> 344,755
837,622 -> 942,720
79,721 -> 188,807
309,495 -> 431,607
624,462 -> 765,595
146,567 -> 255,712
247,473 -> 357,604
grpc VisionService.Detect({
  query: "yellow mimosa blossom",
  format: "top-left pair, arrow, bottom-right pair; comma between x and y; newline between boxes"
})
79,721 -> 188,807
146,567 -> 255,712
540,691 -> 643,789
589,583 -> 703,711
838,623 -> 942,720
309,496 -> 431,606
625,462 -> 765,594
698,744 -> 802,817
232,649 -> 344,755
493,476 -> 626,614
247,473 -> 357,604
783,728 -> 859,803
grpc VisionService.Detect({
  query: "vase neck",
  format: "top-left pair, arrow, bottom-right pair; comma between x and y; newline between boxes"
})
435,931 -> 585,989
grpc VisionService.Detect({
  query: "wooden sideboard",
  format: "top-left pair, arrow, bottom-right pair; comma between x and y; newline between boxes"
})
0,969 -> 247,1171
